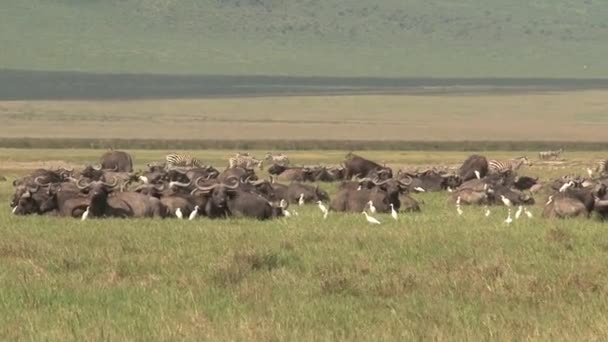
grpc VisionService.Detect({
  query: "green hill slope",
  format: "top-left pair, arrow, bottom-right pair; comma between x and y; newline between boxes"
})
1,0 -> 607,77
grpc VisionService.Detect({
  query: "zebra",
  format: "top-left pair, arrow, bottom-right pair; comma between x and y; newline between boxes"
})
165,153 -> 203,168
488,156 -> 530,174
538,148 -> 563,160
228,155 -> 264,170
264,152 -> 290,166
595,160 -> 608,175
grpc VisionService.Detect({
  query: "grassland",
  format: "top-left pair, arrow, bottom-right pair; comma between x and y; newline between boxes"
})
2,1 -> 608,77
2,148 -> 608,340
1,90 -> 608,144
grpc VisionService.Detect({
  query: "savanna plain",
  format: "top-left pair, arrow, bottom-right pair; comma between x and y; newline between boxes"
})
2,147 -> 608,340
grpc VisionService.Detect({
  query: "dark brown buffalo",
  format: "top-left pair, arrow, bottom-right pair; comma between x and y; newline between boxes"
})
343,153 -> 393,180
195,180 -> 283,220
99,150 -> 133,172
458,154 -> 489,181
77,178 -> 165,218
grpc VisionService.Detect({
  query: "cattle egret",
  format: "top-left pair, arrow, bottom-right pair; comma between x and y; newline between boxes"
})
414,187 -> 426,192
189,205 -> 199,220
500,195 -> 512,207
474,170 -> 481,179
456,196 -> 461,205
81,206 -> 90,221
367,200 -> 377,214
283,209 -> 292,218
546,196 -> 554,205
357,185 -> 362,191
447,186 -> 453,192
524,207 -> 533,218
456,204 -> 463,216
484,205 -> 491,217
390,203 -> 398,221
317,201 -> 328,219
279,198 -> 290,211
515,205 -> 523,219
362,211 -> 381,225
559,181 -> 574,193
11,206 -> 17,214
504,208 -> 513,225
139,176 -> 149,184
175,208 -> 183,219
587,168 -> 594,178
298,193 -> 305,206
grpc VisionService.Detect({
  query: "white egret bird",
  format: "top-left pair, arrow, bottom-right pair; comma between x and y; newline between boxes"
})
504,208 -> 513,225
189,205 -> 199,220
390,203 -> 398,221
279,199 -> 291,217
456,205 -> 463,216
546,195 -> 554,205
515,205 -> 523,220
500,195 -> 512,207
587,168 -> 594,178
175,208 -> 183,219
317,201 -> 328,219
138,176 -> 149,184
524,207 -> 533,219
474,170 -> 481,179
362,211 -> 381,225
414,187 -> 426,192
559,181 -> 574,193
11,206 -> 17,214
357,185 -> 362,191
81,206 -> 90,221
447,186 -> 453,193
484,205 -> 491,217
367,200 -> 377,214
298,193 -> 305,206
456,196 -> 461,205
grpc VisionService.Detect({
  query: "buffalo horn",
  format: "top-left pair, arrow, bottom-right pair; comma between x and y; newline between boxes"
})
398,175 -> 413,186
76,177 -> 92,189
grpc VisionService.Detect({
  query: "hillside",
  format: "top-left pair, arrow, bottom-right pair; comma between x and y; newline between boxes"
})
1,0 -> 607,77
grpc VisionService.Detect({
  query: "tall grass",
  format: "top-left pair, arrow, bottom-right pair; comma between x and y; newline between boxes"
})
2,149 -> 608,339
2,183 -> 608,340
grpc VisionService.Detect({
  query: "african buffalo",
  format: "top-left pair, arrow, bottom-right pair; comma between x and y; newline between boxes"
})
77,178 -> 166,218
343,153 -> 393,180
459,154 -> 489,181
99,150 -> 133,172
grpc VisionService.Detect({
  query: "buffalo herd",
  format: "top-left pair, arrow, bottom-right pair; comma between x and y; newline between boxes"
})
8,150 -> 608,221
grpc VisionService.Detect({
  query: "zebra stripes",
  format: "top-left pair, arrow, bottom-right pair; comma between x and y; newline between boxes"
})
538,149 -> 563,160
228,155 -> 264,170
596,160 -> 608,174
165,153 -> 203,168
488,156 -> 529,174
265,152 -> 290,166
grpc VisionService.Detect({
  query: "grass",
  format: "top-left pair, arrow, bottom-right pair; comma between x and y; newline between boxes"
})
2,149 -> 608,339
1,1 -> 608,77
1,90 -> 608,143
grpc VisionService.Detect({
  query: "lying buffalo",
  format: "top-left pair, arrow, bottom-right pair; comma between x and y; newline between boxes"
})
343,153 -> 393,180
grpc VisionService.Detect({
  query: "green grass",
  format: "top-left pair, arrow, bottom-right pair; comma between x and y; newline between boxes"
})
2,149 -> 608,339
2,0 -> 608,77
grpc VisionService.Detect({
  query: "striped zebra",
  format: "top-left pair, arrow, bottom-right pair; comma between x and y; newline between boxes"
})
265,152 -> 290,166
538,148 -> 563,160
488,156 -> 530,174
228,155 -> 264,170
165,153 -> 203,168
595,160 -> 608,174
